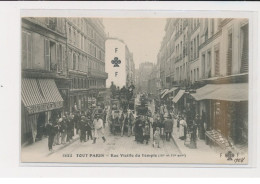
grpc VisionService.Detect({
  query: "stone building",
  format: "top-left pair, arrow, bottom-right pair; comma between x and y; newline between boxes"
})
157,18 -> 249,149
66,18 -> 107,112
21,17 -> 69,144
21,17 -> 108,144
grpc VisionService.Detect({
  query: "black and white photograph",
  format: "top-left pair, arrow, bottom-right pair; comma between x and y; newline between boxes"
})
20,16 -> 249,164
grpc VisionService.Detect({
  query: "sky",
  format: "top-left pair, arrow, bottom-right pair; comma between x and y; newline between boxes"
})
103,18 -> 166,69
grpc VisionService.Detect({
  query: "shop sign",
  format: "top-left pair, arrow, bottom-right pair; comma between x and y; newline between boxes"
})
26,101 -> 63,114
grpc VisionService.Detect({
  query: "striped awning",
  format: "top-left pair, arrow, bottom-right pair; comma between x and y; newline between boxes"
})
22,79 -> 63,114
163,87 -> 178,96
161,89 -> 169,98
22,79 -> 46,109
172,90 -> 185,103
160,89 -> 168,95
38,79 -> 63,103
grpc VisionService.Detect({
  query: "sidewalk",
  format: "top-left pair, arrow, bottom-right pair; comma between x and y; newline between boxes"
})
21,132 -> 79,160
171,118 -> 216,156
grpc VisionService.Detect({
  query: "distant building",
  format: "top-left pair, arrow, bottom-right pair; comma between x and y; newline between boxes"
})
148,64 -> 160,95
105,38 -> 135,88
136,62 -> 154,93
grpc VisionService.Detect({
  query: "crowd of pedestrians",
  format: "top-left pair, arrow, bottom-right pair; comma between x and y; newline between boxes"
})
45,107 -> 107,152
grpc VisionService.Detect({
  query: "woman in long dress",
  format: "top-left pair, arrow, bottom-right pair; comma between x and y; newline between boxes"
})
179,116 -> 187,140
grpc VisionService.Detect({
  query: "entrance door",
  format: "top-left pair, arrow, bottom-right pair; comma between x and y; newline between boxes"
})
36,112 -> 45,140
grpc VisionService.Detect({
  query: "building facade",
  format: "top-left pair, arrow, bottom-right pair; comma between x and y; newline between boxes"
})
66,18 -> 107,112
21,17 -> 107,144
157,18 -> 249,149
105,38 -> 135,88
21,17 -> 70,144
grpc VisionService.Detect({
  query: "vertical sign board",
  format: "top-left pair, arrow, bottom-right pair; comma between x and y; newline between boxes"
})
105,39 -> 126,88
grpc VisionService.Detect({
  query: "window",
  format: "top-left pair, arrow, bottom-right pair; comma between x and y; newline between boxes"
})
190,41 -> 193,60
78,33 -> 81,48
211,19 -> 215,36
194,69 -> 196,81
68,27 -> 71,42
215,49 -> 220,76
44,39 -> 50,70
197,35 -> 199,57
73,53 -> 76,70
207,51 -> 211,78
73,30 -> 76,45
22,31 -> 33,69
78,55 -> 80,71
202,54 -> 206,78
57,44 -> 62,72
197,68 -> 199,81
240,24 -> 249,73
227,31 -> 233,75
50,41 -> 57,71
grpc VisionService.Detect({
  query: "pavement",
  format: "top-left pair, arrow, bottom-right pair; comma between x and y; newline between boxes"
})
21,131 -> 80,161
171,118 -> 217,156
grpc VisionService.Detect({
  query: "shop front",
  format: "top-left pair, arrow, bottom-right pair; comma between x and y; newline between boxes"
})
172,89 -> 185,114
191,83 -> 248,150
21,78 -> 64,144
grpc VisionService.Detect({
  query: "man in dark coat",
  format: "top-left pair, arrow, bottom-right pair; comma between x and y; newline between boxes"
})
164,114 -> 173,141
79,116 -> 87,142
46,120 -> 56,151
86,116 -> 93,141
135,116 -> 144,143
189,120 -> 198,149
66,114 -> 74,142
74,111 -> 80,135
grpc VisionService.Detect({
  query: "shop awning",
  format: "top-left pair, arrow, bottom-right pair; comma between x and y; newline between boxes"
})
172,90 -> 185,103
161,89 -> 169,98
191,83 -> 248,102
166,87 -> 178,95
161,87 -> 178,98
22,79 -> 64,114
22,79 -> 46,113
38,79 -> 64,105
160,89 -> 168,95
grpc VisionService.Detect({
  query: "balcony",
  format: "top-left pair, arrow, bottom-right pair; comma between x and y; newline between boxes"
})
88,68 -> 108,79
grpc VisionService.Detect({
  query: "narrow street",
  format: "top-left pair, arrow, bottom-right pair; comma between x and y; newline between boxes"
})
47,99 -> 181,163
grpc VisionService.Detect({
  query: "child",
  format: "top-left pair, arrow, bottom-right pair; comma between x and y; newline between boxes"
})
153,127 -> 160,148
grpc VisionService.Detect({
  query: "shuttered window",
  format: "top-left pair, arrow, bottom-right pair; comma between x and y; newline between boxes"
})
22,31 -> 33,69
62,45 -> 65,73
44,39 -> 50,70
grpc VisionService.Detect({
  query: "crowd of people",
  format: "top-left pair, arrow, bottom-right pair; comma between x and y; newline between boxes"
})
43,87 -> 208,152
153,101 -> 208,149
45,108 -> 108,152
